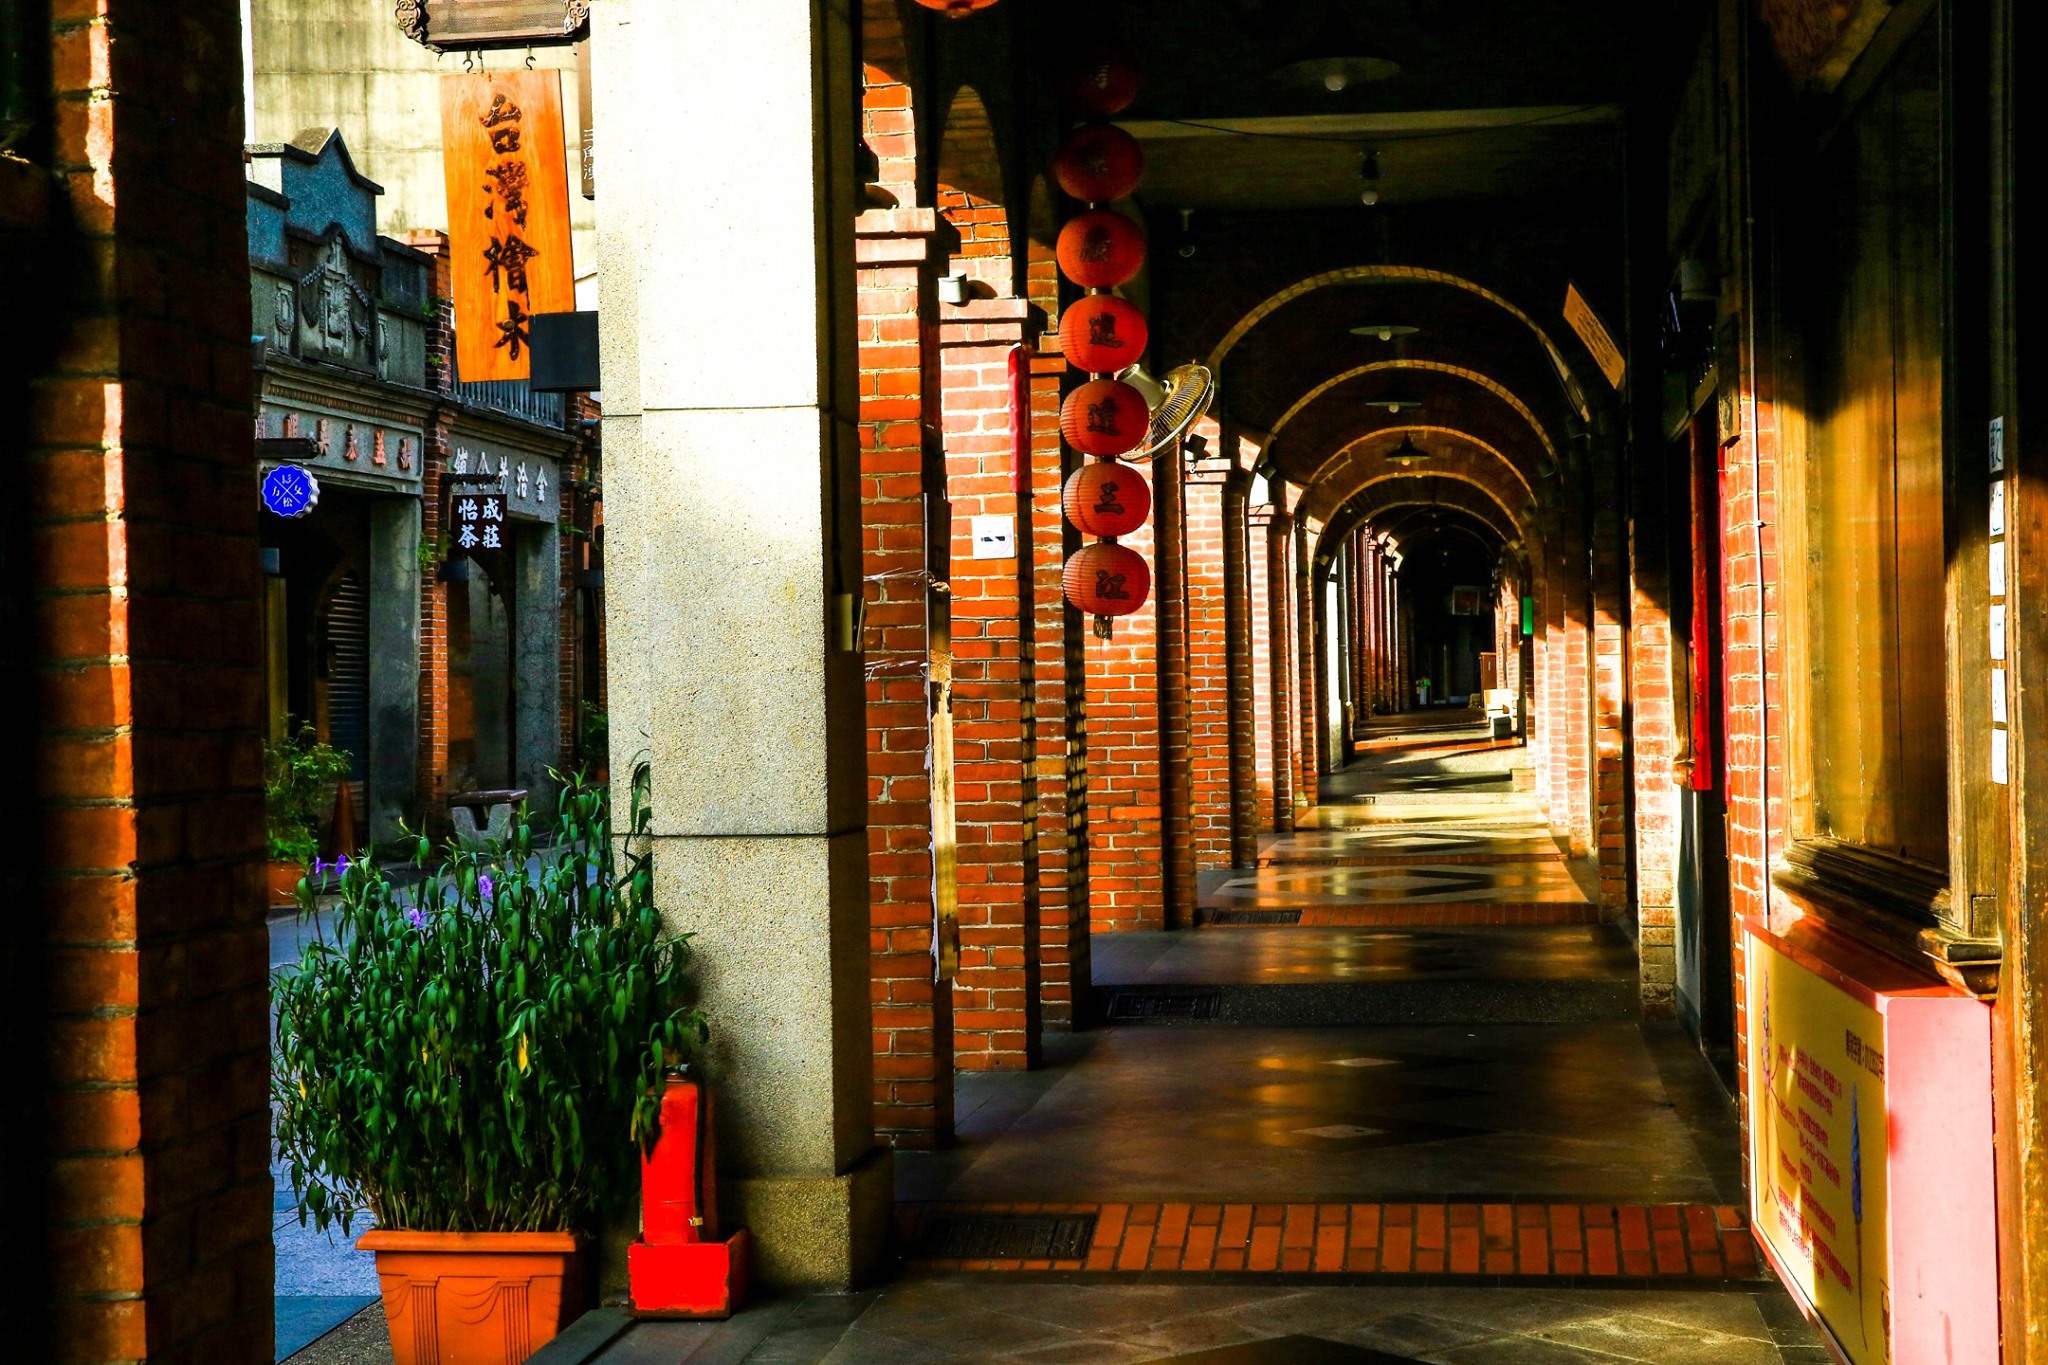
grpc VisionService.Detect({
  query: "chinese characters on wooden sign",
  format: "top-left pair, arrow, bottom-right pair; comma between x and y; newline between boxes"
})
452,489 -> 509,552
440,70 -> 575,382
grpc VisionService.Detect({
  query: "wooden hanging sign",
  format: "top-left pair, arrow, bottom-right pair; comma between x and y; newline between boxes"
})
398,1 -> 588,53
440,70 -> 575,382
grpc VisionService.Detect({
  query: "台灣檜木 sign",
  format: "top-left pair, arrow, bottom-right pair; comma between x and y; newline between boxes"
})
1563,283 -> 1625,390
441,70 -> 575,383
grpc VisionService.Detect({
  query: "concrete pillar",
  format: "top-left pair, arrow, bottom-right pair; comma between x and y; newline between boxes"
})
593,0 -> 887,1289
368,498 -> 423,840
514,517 -> 563,807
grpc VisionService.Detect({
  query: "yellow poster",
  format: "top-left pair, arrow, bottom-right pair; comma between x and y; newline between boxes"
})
1747,934 -> 1891,1363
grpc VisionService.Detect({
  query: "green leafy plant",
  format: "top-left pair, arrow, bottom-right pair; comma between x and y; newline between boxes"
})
578,701 -> 608,770
272,770 -> 705,1234
265,720 -> 354,865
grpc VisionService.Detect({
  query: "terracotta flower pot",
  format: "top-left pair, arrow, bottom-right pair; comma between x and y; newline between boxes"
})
268,860 -> 304,908
357,1230 -> 589,1365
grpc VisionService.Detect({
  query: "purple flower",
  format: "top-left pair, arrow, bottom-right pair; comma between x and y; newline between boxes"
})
310,858 -> 329,878
335,854 -> 351,876
406,907 -> 428,931
478,873 -> 495,901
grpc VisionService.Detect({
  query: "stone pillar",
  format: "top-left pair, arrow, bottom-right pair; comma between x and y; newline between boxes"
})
513,516 -> 563,807
368,498 -> 423,840
592,0 -> 887,1289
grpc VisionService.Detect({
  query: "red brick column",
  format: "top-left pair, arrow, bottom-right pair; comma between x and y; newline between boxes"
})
1088,507 -> 1165,931
1184,448 -> 1233,870
1295,521 -> 1320,784
1591,441 -> 1630,912
404,232 -> 455,827
1155,438 -> 1198,925
857,208 -> 954,1143
941,299 -> 1040,1071
1222,467 -> 1259,866
1270,507 -> 1299,827
1021,242 -> 1088,1026
1249,505 -> 1282,832
21,1 -> 271,1359
1628,464 -> 1681,1015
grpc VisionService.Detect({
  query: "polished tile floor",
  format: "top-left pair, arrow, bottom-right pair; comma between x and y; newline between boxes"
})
293,713 -> 1826,1362
576,1278 -> 1829,1363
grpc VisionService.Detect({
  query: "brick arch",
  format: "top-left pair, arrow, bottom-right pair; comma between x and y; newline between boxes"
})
1304,426 -> 1539,523
862,0 -> 922,197
1324,482 -> 1519,554
1268,360 -> 1560,468
936,85 -> 1011,287
1204,265 -> 1595,423
1311,469 -> 1526,561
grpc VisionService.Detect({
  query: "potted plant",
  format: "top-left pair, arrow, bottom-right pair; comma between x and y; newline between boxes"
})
273,770 -> 706,1365
264,720 -> 353,906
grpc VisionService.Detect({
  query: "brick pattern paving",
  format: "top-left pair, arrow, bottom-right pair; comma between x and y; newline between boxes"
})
906,1201 -> 1760,1281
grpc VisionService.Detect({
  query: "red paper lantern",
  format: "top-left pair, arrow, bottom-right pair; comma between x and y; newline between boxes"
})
1065,42 -> 1141,116
1052,124 -> 1144,203
1063,542 -> 1151,617
1059,295 -> 1149,373
1063,459 -> 1152,538
1056,209 -> 1147,289
912,0 -> 1001,17
1060,379 -> 1150,457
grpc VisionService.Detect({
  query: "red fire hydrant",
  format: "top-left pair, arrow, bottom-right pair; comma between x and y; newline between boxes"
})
627,1071 -> 750,1317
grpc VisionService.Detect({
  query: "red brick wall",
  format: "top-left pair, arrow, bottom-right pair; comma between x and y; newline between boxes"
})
22,2 -> 272,1359
1185,453 -> 1233,868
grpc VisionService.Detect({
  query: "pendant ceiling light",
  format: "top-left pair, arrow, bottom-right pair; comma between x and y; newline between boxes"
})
1365,377 -> 1423,413
1384,434 -> 1430,466
1275,8 -> 1402,93
1350,322 -> 1418,341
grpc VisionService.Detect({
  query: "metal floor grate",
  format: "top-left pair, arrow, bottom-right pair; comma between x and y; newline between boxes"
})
1205,909 -> 1304,926
917,1213 -> 1098,1261
1104,987 -> 1224,1019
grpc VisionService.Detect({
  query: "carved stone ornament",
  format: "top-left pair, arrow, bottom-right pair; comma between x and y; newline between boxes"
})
273,284 -> 295,337
298,237 -> 374,361
394,0 -> 589,53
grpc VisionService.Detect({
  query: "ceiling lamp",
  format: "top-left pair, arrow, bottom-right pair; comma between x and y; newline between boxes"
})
1364,377 -> 1423,413
913,0 -> 1002,17
1384,434 -> 1430,467
1275,11 -> 1402,93
1350,322 -> 1418,341
1357,150 -> 1382,205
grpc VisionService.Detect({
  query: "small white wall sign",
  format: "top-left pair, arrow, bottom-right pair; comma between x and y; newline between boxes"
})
970,514 -> 1016,560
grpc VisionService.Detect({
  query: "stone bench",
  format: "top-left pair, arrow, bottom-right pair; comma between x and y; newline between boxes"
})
449,788 -> 528,849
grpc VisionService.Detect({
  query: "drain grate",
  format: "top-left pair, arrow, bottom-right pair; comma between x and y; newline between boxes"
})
1105,987 -> 1224,1019
917,1213 -> 1097,1261
1206,909 -> 1303,926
